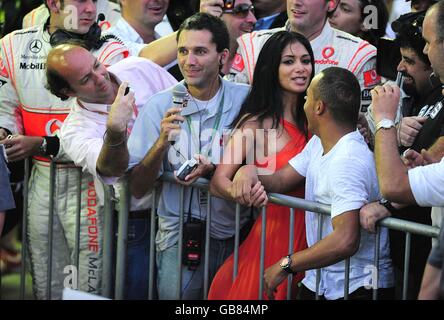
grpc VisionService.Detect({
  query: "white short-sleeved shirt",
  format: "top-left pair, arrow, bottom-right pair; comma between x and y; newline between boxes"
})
408,157 -> 444,207
127,78 -> 252,250
289,131 -> 393,300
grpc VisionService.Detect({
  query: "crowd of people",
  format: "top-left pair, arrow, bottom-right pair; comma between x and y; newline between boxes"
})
0,0 -> 443,301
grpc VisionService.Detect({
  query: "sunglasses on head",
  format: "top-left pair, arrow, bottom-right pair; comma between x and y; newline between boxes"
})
223,4 -> 254,18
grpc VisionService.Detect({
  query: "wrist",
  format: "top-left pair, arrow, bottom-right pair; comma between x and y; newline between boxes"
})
374,114 -> 395,124
106,123 -> 127,135
378,198 -> 398,213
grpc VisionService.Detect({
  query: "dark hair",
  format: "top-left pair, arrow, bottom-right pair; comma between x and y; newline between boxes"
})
315,67 -> 361,128
231,31 -> 315,139
46,67 -> 71,101
394,11 -> 430,66
358,0 -> 388,46
176,12 -> 229,53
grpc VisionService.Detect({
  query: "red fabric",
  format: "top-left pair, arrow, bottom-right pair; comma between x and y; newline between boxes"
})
208,120 -> 308,300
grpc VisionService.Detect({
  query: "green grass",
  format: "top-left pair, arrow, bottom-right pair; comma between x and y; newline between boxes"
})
0,271 -> 34,300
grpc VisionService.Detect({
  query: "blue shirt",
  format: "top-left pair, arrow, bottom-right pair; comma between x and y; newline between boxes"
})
127,78 -> 252,250
254,13 -> 280,31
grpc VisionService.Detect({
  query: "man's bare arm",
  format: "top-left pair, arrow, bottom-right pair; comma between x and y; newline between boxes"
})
418,263 -> 442,300
138,32 -> 178,67
372,85 -> 416,203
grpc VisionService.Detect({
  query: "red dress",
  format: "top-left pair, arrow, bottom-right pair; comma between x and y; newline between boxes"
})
208,120 -> 308,300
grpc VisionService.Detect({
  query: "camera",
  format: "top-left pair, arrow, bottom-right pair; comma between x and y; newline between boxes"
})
176,158 -> 198,181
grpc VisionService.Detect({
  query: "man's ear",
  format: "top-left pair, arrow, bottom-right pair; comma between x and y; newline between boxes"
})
61,87 -> 75,98
47,0 -> 61,13
219,48 -> 229,66
327,0 -> 339,13
316,100 -> 327,115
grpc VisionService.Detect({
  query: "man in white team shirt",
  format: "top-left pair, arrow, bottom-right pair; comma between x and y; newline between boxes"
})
230,67 -> 394,300
22,0 -> 121,30
229,0 -> 379,113
0,0 -> 128,300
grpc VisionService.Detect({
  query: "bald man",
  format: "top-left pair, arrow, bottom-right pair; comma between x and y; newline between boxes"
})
46,43 -> 177,299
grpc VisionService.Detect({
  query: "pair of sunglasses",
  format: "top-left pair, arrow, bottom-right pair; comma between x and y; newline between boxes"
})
223,4 -> 255,18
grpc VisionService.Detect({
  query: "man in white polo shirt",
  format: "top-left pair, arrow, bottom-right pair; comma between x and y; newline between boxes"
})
231,67 -> 394,300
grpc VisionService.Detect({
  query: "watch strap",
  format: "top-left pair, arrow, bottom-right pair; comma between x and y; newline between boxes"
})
379,199 -> 398,213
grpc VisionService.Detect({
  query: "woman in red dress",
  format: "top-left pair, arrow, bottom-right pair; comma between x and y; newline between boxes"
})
208,31 -> 314,300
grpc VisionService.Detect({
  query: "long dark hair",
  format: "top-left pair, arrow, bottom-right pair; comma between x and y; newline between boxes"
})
231,31 -> 314,140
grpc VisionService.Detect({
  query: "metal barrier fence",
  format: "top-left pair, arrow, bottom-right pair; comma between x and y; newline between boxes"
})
8,161 -> 441,300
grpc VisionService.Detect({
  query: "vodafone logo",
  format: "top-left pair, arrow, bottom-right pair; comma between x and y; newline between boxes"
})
45,119 -> 63,136
315,46 -> 339,66
322,47 -> 335,59
363,69 -> 381,87
231,53 -> 245,72
0,57 -> 9,79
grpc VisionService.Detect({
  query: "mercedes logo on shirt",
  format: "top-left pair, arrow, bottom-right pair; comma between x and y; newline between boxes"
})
29,39 -> 43,53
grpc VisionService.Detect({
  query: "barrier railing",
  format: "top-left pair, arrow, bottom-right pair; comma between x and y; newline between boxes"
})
9,162 -> 440,300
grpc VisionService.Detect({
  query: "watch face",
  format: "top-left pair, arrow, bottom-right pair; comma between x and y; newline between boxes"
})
280,257 -> 290,268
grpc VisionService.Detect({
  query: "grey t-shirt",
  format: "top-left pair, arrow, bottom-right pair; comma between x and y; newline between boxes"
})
428,215 -> 444,299
0,145 -> 15,212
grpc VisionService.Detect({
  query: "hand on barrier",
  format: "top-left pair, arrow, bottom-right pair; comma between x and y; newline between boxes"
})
263,262 -> 287,300
359,201 -> 391,233
230,165 -> 259,206
0,135 -> 43,162
106,81 -> 135,133
200,0 -> 224,17
249,181 -> 268,208
371,84 -> 401,123
399,116 -> 427,147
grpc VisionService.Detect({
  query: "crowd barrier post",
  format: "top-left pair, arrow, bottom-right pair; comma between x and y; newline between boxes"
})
101,184 -> 116,298
148,187 -> 157,300
19,158 -> 30,300
73,168 -> 82,289
115,179 -> 130,300
176,186 -> 185,300
203,191 -> 212,300
403,232 -> 412,300
287,208 -> 296,300
258,206 -> 266,299
373,227 -> 381,300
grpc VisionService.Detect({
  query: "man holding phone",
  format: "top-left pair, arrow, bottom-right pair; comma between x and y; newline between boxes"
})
46,43 -> 177,299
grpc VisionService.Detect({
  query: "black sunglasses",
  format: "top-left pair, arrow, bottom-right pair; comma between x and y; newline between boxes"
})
223,4 -> 255,18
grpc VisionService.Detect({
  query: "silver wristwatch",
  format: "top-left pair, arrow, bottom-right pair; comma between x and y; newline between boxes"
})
279,255 -> 294,274
375,118 -> 395,133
